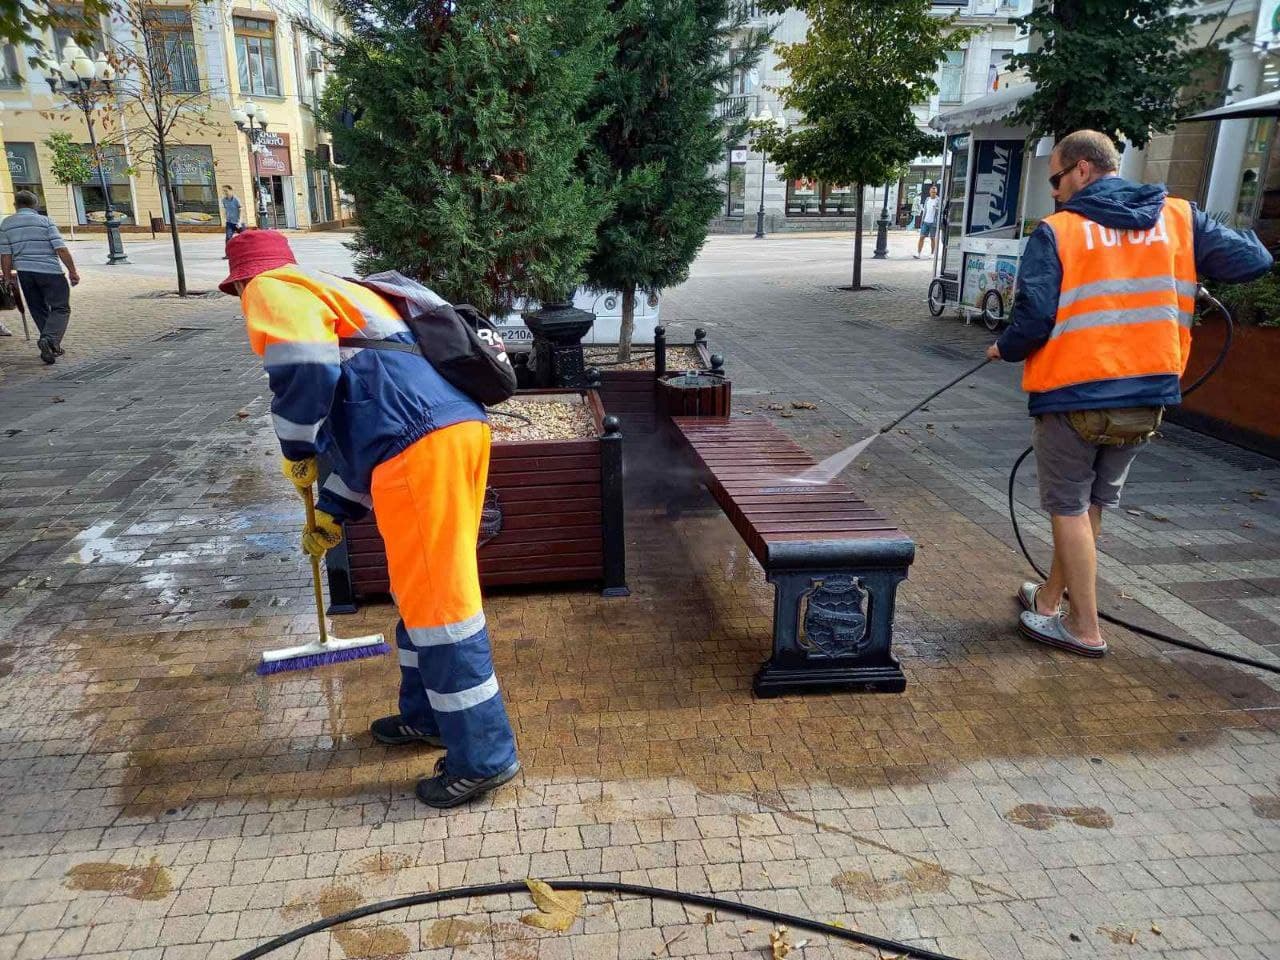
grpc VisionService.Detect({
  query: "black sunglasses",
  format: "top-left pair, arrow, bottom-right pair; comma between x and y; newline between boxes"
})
1048,162 -> 1078,190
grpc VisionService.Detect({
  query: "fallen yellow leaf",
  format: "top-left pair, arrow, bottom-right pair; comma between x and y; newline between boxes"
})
520,879 -> 583,933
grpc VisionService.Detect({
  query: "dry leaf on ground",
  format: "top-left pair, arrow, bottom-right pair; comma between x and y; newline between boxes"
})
520,878 -> 583,932
791,400 -> 817,410
770,925 -> 793,959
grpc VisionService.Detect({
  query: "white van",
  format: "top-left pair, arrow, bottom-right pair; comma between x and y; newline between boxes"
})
494,288 -> 662,347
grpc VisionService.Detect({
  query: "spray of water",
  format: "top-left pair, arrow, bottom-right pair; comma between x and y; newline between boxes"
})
785,432 -> 880,485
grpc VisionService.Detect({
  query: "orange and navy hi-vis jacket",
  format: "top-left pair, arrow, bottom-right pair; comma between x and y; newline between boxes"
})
996,177 -> 1273,415
241,265 -> 484,521
1023,197 -> 1198,397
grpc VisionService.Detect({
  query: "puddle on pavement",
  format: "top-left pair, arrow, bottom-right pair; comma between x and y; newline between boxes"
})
426,917 -> 535,957
1250,794 -> 1280,819
283,883 -> 411,960
831,862 -> 951,902
64,857 -> 172,900
64,521 -> 116,565
355,852 -> 412,876
1004,803 -> 1114,831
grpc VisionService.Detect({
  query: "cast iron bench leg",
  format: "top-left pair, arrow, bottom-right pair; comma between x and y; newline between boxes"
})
753,567 -> 908,697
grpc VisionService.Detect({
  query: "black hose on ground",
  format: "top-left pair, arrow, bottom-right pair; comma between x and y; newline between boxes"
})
1007,289 -> 1280,675
229,879 -> 965,960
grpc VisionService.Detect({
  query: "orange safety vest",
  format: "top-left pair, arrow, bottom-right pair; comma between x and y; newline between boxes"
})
1023,197 -> 1197,395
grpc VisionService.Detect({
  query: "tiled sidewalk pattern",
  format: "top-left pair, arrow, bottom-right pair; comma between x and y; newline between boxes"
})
0,233 -> 1277,959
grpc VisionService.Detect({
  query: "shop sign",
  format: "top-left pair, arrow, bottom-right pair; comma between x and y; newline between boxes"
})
255,131 -> 292,176
967,138 -> 1023,236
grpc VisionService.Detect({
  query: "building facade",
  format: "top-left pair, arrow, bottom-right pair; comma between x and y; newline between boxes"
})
0,0 -> 348,232
712,0 -> 1031,234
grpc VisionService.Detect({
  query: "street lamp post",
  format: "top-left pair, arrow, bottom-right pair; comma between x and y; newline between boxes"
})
232,101 -> 272,228
873,181 -> 892,259
45,44 -> 128,265
750,108 -> 786,240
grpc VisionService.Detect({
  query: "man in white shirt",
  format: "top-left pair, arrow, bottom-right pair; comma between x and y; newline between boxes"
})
915,185 -> 940,259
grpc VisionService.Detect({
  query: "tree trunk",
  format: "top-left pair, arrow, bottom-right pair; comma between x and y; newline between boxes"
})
851,183 -> 864,290
156,139 -> 188,297
617,286 -> 635,363
66,185 -> 77,240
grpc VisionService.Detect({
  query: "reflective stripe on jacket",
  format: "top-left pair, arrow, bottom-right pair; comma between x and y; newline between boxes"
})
1022,197 -> 1197,399
241,265 -> 484,521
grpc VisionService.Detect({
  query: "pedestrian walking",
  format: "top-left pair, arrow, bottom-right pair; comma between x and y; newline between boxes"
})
221,185 -> 242,258
986,130 -> 1272,657
221,230 -> 520,807
0,190 -> 80,364
914,185 -> 940,259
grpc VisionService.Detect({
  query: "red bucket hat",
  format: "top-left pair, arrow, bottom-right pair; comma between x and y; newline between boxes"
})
219,229 -> 298,296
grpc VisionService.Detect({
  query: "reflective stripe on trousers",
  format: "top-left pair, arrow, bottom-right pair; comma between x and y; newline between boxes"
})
371,422 -> 518,779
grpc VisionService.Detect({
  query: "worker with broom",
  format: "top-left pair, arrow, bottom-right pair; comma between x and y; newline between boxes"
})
221,230 -> 520,808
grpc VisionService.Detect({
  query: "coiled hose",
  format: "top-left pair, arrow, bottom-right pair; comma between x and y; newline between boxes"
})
1007,289 -> 1279,675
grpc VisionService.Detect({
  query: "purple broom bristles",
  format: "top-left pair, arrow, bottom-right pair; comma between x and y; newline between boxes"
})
256,641 -> 391,676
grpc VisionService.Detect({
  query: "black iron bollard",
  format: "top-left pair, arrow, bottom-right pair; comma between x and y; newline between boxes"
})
599,415 -> 629,597
654,325 -> 667,377
873,204 -> 890,259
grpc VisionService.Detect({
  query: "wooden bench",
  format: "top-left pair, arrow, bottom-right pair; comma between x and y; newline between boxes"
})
671,417 -> 915,697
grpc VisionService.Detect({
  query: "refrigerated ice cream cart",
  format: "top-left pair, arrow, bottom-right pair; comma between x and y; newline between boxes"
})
925,83 -> 1057,331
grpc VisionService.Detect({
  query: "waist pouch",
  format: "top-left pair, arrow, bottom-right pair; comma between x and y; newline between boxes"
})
1066,407 -> 1163,446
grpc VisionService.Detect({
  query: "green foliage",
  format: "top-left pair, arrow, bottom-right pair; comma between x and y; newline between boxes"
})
756,0 -> 963,189
1206,263 -> 1280,328
1007,0 -> 1245,147
0,0 -> 109,50
321,0 -> 613,315
43,132 -> 93,187
582,1 -> 767,301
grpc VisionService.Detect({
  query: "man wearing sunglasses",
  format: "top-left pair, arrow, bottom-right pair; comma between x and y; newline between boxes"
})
984,129 -> 1271,657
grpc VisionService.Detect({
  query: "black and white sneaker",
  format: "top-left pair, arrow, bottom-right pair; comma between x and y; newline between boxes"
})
416,756 -> 520,808
370,715 -> 444,748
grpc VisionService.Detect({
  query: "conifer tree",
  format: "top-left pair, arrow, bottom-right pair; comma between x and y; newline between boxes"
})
323,0 -> 613,315
583,1 -> 766,360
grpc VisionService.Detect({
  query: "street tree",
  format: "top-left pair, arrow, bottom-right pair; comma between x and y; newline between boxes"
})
582,1 -> 767,361
43,132 -> 94,241
321,0 -> 613,316
758,0 -> 968,290
1008,0 -> 1246,148
0,0 -> 109,49
101,1 -> 225,296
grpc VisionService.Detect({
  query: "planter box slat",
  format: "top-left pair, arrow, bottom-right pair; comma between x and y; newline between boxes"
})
497,483 -> 602,503
486,469 -> 600,487
479,551 -> 603,573
482,524 -> 602,544
489,454 -> 599,473
481,538 -> 605,560
482,567 -> 604,587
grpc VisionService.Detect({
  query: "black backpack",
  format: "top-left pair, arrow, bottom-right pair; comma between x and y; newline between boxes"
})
340,270 -> 517,406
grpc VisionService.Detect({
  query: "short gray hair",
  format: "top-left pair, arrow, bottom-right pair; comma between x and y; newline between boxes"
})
1055,130 -> 1120,174
14,190 -> 40,209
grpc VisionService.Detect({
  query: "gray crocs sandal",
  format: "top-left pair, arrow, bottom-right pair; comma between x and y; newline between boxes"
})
1018,610 -> 1107,658
1017,582 -> 1063,615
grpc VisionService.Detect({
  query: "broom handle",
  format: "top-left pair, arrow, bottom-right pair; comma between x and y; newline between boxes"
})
303,485 -> 330,648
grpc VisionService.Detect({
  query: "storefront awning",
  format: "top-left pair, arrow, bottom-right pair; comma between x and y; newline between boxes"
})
1182,89 -> 1280,122
928,83 -> 1037,134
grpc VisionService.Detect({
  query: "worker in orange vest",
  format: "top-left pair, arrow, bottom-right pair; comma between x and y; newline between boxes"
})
222,230 -> 520,806
987,129 -> 1272,656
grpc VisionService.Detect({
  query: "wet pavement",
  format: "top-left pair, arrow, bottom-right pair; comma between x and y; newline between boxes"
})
1,232 -> 1278,960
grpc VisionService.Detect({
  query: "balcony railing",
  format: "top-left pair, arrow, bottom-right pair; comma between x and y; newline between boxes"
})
732,2 -> 766,22
716,94 -> 755,122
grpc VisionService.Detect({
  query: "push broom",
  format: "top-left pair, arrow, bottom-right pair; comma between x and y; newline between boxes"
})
257,484 -> 390,675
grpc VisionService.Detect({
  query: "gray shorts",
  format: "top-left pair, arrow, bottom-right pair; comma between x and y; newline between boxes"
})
1032,412 -> 1147,516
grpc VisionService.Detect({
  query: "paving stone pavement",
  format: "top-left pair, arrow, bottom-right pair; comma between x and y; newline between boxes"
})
0,232 -> 1278,960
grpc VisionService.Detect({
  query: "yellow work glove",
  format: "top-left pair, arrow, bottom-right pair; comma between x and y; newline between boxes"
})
281,456 -> 318,494
302,509 -> 343,558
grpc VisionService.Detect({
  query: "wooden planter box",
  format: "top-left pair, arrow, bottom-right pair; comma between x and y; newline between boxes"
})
1168,322 -> 1280,459
325,390 -> 628,612
587,327 -> 717,434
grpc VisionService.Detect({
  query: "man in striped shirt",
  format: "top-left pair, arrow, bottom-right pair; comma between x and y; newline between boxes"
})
0,191 -> 81,364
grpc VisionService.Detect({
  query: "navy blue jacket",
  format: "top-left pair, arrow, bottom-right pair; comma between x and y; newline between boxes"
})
995,177 -> 1273,415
